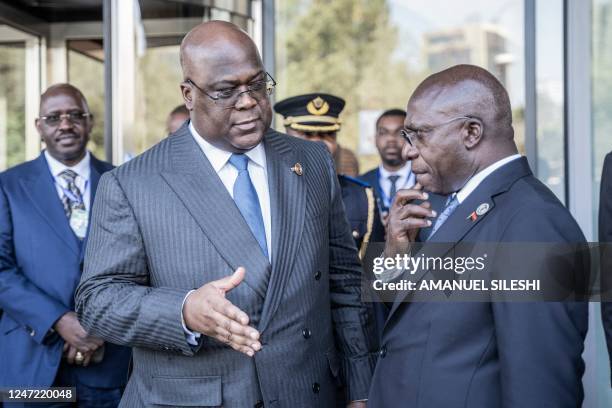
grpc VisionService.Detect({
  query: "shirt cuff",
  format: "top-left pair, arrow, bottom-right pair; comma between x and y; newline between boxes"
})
181,289 -> 201,346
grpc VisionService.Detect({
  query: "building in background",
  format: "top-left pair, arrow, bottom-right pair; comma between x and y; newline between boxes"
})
422,24 -> 513,87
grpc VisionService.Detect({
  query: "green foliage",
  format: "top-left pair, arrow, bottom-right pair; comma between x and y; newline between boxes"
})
0,45 -> 26,170
276,0 -> 424,171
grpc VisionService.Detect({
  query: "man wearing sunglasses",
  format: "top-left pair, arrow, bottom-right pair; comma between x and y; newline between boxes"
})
0,84 -> 131,406
368,65 -> 588,407
75,21 -> 375,407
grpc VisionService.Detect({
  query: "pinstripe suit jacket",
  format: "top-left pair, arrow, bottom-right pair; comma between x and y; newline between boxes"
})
75,124 -> 376,407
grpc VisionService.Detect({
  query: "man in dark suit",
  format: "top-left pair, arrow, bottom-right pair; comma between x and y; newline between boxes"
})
368,65 -> 588,407
0,84 -> 131,407
75,21 -> 375,407
360,109 -> 415,221
599,152 -> 612,384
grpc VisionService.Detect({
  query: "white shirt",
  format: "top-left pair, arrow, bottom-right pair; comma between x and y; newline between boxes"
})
378,162 -> 415,207
44,150 -> 91,211
189,122 -> 272,260
455,154 -> 522,204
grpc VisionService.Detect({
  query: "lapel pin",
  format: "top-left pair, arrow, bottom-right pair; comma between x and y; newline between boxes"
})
467,203 -> 490,222
291,163 -> 303,176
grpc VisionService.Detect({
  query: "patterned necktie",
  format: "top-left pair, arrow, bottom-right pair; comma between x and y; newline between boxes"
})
428,194 -> 459,239
228,154 -> 269,259
58,169 -> 87,238
388,175 -> 400,205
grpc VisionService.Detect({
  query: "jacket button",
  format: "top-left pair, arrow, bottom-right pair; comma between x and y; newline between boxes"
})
254,400 -> 264,408
352,230 -> 360,238
302,328 -> 311,339
314,271 -> 321,280
312,382 -> 320,393
379,346 -> 387,358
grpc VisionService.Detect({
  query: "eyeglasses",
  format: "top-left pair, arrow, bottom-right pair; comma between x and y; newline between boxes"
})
185,72 -> 276,109
400,116 -> 476,146
39,112 -> 92,127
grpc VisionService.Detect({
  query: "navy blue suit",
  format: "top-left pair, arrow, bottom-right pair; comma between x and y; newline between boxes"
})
0,153 -> 131,392
599,151 -> 612,385
360,168 -> 385,214
369,157 -> 588,408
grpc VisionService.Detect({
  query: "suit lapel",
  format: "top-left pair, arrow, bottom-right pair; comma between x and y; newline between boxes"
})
160,126 -> 271,299
257,130 -> 306,333
386,157 -> 532,321
20,154 -> 80,255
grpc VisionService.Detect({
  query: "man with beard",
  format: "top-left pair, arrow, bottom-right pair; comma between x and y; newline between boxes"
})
360,109 -> 415,220
0,84 -> 130,407
75,22 -> 374,407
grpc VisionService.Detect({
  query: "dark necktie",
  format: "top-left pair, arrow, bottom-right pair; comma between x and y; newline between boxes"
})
388,175 -> 400,204
228,154 -> 269,259
58,169 -> 87,238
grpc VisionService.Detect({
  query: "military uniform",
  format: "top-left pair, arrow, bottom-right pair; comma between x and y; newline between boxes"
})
274,93 -> 384,256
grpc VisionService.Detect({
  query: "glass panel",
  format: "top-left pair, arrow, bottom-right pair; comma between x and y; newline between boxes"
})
68,40 -> 105,159
593,0 -> 612,235
275,0 -> 525,174
0,39 -> 26,170
536,0 -> 565,203
122,0 -> 254,159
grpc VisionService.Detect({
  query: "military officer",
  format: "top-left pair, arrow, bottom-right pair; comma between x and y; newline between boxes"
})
274,93 -> 385,257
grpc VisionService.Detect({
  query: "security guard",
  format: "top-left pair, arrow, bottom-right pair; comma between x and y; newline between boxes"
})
274,93 -> 385,257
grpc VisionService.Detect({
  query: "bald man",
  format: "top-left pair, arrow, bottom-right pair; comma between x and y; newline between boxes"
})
0,84 -> 130,406
76,21 -> 375,407
368,65 -> 588,407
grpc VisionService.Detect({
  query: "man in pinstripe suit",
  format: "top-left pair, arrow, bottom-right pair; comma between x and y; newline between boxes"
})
75,21 -> 375,407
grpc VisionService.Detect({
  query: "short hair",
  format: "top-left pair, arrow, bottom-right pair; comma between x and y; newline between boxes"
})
375,109 -> 406,129
169,104 -> 189,117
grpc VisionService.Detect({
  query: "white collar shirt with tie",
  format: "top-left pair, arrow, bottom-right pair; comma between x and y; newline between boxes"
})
44,149 -> 91,212
189,122 -> 272,262
378,162 -> 415,207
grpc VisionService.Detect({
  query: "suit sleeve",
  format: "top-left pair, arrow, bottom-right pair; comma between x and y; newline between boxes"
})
0,176 -> 69,344
492,206 -> 588,408
324,150 -> 377,401
599,152 -> 612,386
75,171 -> 196,356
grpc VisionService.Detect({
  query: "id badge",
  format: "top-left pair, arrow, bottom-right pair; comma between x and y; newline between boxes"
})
70,208 -> 88,239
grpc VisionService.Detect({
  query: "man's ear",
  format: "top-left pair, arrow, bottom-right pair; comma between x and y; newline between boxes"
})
463,118 -> 483,149
181,83 -> 194,111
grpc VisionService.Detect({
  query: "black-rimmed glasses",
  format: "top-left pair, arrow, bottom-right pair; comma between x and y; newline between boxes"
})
185,72 -> 276,109
400,116 -> 476,146
39,112 -> 92,127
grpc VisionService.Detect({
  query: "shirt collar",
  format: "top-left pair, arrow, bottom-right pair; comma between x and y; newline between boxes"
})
456,154 -> 522,203
189,121 -> 266,173
378,162 -> 411,180
44,150 -> 91,181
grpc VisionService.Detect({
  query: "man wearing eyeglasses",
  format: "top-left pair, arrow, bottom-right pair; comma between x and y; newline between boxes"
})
0,83 -> 131,406
75,21 -> 375,408
368,65 -> 588,407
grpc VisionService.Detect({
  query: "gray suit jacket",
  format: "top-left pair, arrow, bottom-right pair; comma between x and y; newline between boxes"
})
75,124 -> 376,407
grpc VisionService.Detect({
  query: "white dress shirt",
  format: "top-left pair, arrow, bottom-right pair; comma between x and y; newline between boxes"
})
44,150 -> 91,211
182,122 -> 273,345
455,154 -> 522,204
378,162 -> 415,207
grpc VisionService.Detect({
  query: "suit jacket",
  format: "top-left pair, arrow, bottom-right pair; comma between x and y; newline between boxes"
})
599,152 -> 612,385
75,124 -> 377,408
368,157 -> 588,408
0,153 -> 131,389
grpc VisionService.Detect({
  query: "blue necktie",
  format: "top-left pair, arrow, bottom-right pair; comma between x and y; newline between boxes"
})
228,154 -> 269,259
388,175 -> 400,206
429,194 -> 459,239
